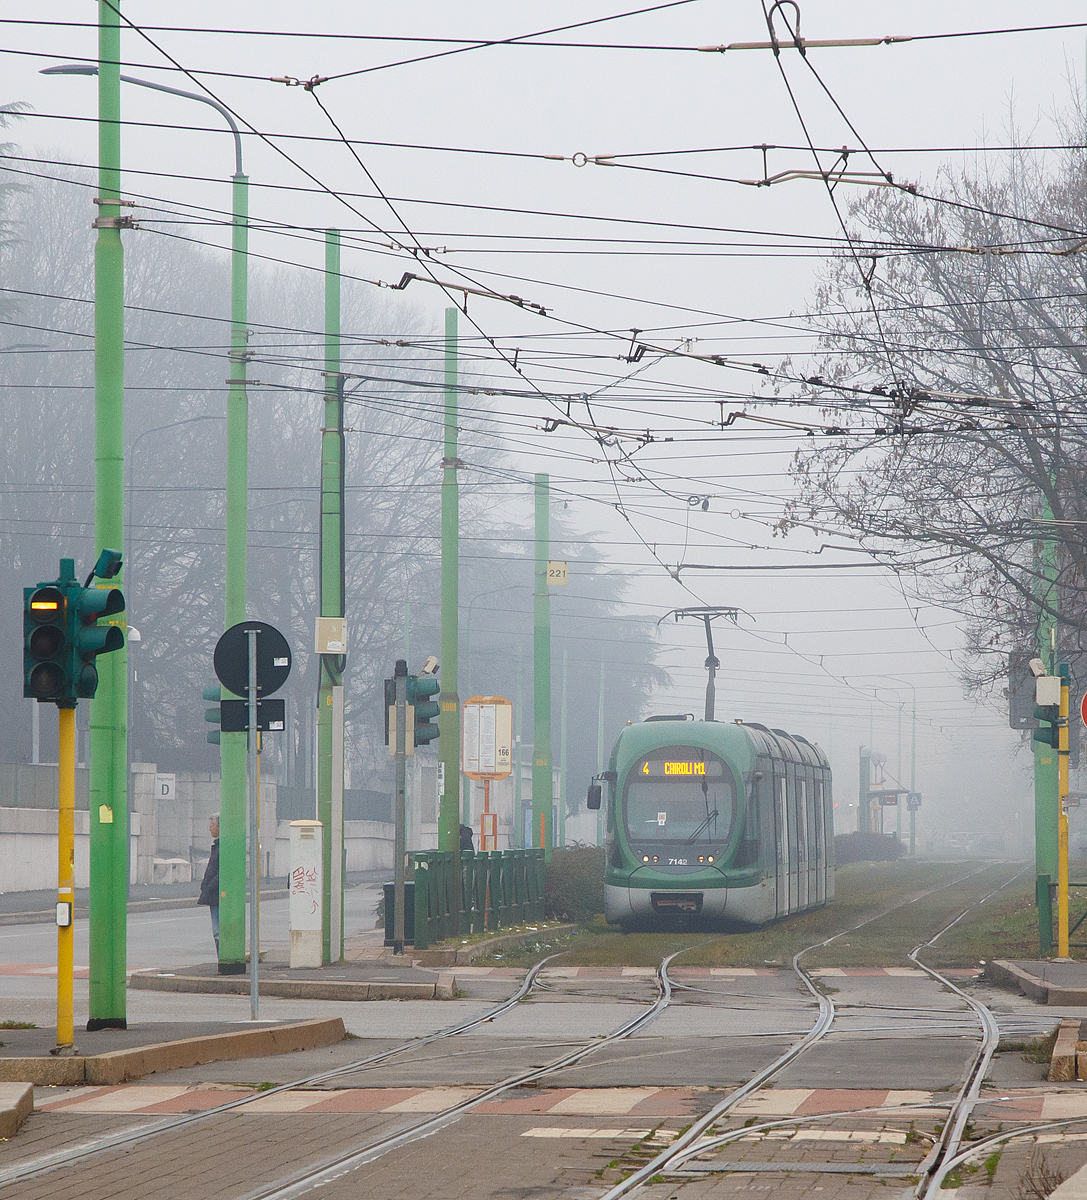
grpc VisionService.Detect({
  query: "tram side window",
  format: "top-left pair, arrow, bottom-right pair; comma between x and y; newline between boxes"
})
806,773 -> 817,864
734,774 -> 761,866
787,768 -> 799,868
758,765 -> 774,863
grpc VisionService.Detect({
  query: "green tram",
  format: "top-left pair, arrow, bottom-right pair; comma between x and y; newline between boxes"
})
589,716 -> 834,927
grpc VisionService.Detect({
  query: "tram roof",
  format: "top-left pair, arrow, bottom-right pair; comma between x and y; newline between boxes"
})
618,717 -> 828,770
734,721 -> 829,768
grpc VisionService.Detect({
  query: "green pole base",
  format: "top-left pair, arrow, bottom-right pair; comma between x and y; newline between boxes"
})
1037,873 -> 1054,954
218,962 -> 246,976
87,1017 -> 126,1031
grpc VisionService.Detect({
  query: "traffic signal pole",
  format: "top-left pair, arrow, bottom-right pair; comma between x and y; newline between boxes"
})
88,0 -> 129,1029
1058,663 -> 1070,958
247,629 -> 260,1018
597,660 -> 605,847
57,703 -> 76,1051
909,692 -> 917,856
438,308 -> 462,922
393,660 -> 408,954
1035,502 -> 1059,954
559,646 -> 567,850
533,474 -> 553,858
318,229 -> 346,964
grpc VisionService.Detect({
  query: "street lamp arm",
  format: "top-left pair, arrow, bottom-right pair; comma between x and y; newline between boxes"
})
41,65 -> 244,175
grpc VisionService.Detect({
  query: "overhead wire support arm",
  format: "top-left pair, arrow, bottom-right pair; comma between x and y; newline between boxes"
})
658,607 -> 741,723
697,35 -> 913,52
384,270 -> 548,315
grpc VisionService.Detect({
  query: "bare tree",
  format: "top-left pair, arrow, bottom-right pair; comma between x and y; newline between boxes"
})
784,103 -> 1087,693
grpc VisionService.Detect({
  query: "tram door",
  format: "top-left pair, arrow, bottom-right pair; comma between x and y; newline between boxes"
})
775,772 -> 790,917
814,779 -> 826,905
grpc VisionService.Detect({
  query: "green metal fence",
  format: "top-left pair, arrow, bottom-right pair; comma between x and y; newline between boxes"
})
412,849 -> 546,949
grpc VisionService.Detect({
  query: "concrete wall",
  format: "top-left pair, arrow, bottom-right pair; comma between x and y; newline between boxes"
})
271,819 -> 394,878
0,806 -> 140,892
0,762 -> 90,809
0,761 -> 397,890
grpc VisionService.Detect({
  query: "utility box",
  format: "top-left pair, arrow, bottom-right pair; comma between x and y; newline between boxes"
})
288,820 -> 323,968
1037,675 -> 1062,706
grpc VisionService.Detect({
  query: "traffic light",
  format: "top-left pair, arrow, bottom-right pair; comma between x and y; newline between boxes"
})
383,676 -> 396,746
69,584 -> 124,699
204,685 -> 222,745
23,554 -> 125,706
407,671 -> 440,746
24,583 -> 69,701
1033,704 -> 1060,748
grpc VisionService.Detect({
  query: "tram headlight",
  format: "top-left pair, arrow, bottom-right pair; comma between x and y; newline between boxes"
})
642,855 -> 650,863
708,855 -> 714,863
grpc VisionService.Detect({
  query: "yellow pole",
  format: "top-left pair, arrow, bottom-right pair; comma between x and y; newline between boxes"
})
57,704 -> 76,1049
1059,672 -> 1070,958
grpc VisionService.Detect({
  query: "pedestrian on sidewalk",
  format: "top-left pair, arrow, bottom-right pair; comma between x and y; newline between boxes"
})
198,814 -> 220,954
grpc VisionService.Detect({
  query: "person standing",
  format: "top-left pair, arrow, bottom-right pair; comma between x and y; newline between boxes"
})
198,814 -> 220,954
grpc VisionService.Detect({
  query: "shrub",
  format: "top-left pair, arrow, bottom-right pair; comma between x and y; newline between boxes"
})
834,831 -> 905,864
545,846 -> 606,922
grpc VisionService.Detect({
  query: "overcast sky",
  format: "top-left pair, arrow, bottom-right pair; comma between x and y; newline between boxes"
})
6,2 -> 1087,831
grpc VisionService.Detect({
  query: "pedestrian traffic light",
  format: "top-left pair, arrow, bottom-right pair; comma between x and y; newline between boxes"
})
24,583 -> 70,701
69,583 -> 125,699
407,668 -> 440,746
204,685 -> 222,745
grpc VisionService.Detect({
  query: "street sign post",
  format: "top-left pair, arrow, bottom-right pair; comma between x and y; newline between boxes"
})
213,621 -> 291,1016
463,697 -> 513,850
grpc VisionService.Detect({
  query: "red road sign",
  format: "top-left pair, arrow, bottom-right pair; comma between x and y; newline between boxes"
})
1081,690 -> 1087,729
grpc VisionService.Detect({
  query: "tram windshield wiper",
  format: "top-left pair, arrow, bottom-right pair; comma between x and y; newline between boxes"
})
685,810 -> 718,844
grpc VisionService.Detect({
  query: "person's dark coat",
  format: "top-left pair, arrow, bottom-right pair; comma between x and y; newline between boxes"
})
459,824 -> 474,852
198,838 -> 219,907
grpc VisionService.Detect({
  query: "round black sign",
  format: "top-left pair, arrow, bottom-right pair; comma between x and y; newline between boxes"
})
213,621 -> 292,698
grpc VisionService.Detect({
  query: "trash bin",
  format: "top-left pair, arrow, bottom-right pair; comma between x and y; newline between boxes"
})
383,881 -> 415,947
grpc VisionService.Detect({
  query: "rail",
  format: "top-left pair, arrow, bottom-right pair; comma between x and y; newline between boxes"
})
412,848 -> 546,948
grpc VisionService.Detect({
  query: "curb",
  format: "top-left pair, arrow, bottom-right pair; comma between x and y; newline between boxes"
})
988,959 -> 1087,1006
0,1082 -> 33,1138
1051,1017 -> 1082,1082
128,971 -> 457,1002
415,924 -> 577,967
0,1016 -> 344,1087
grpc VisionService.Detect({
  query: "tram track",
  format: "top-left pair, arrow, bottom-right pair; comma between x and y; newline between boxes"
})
596,861 -> 1024,1198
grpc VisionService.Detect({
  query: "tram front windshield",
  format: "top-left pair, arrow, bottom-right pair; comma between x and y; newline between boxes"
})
624,751 -> 734,845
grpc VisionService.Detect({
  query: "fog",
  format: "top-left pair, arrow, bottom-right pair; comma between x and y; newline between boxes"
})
4,2 -> 1085,849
